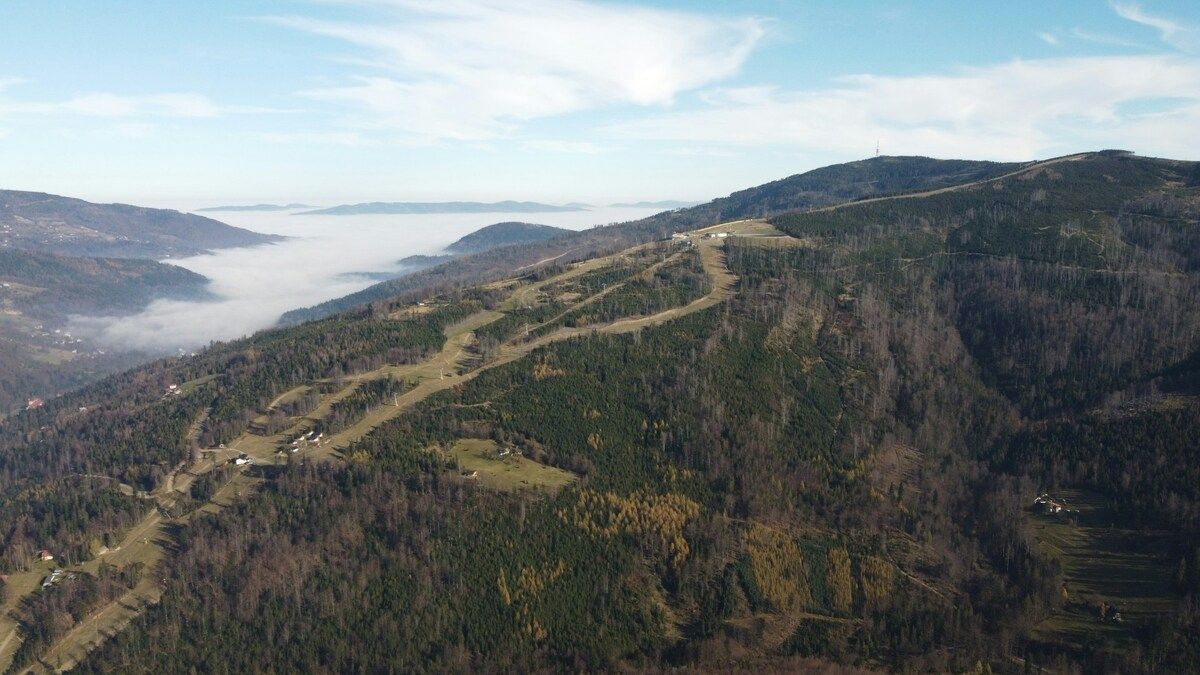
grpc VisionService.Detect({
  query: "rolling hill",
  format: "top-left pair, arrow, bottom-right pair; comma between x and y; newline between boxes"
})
389,222 -> 572,274
444,221 -> 569,254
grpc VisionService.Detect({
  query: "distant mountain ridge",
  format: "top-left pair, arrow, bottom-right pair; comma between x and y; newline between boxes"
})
297,200 -> 586,215
609,200 -> 700,209
0,190 -> 283,259
196,203 -> 313,212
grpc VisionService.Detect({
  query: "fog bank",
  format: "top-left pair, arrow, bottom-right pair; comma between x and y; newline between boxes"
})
69,206 -> 662,352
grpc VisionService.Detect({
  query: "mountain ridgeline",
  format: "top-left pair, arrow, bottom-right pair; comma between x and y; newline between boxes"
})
281,155 -> 1020,323
0,190 -> 281,259
1,151 -> 1198,673
195,203 -> 313,212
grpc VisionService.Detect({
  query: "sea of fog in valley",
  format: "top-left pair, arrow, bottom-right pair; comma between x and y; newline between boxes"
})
69,206 -> 664,353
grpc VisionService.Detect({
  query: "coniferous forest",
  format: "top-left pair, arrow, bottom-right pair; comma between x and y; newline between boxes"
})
2,152 -> 1199,673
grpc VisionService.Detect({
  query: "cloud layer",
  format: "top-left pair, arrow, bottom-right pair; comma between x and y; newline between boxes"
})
68,206 -> 666,352
272,0 -> 766,141
0,86 -> 271,120
1112,1 -> 1196,51
607,55 -> 1200,160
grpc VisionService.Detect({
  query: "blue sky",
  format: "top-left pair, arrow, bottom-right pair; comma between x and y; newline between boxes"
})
1,0 -> 1198,206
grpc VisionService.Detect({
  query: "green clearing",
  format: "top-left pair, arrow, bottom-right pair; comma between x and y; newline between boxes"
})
444,438 -> 577,492
175,374 -> 218,395
1030,489 -> 1178,652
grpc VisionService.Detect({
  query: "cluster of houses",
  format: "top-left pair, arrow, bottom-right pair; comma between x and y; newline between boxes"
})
669,233 -> 693,246
290,429 -> 324,451
231,452 -> 253,466
21,326 -> 88,356
669,230 -> 729,245
1033,493 -> 1079,516
39,562 -> 77,589
42,568 -> 65,588
493,446 -> 521,460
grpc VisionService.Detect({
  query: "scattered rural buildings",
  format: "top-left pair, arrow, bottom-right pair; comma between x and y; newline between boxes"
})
1033,493 -> 1078,516
41,568 -> 64,588
38,549 -> 54,562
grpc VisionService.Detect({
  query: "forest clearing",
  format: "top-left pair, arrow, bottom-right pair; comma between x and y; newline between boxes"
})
1030,489 -> 1178,654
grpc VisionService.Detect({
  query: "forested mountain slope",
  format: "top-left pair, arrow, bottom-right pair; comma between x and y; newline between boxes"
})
445,221 -> 569,254
0,189 -> 278,411
281,155 -> 1018,323
0,249 -> 208,319
0,249 -> 210,413
0,151 -> 1197,673
0,190 -> 281,259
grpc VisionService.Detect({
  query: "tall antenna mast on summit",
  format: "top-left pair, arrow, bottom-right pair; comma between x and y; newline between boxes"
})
875,140 -> 880,157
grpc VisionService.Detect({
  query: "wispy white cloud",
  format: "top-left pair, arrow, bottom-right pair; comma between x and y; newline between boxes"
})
0,80 -> 285,121
58,92 -> 222,118
1035,26 -> 1150,50
270,0 -> 766,141
1111,1 -> 1195,51
606,56 -> 1200,161
1067,27 -> 1149,49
